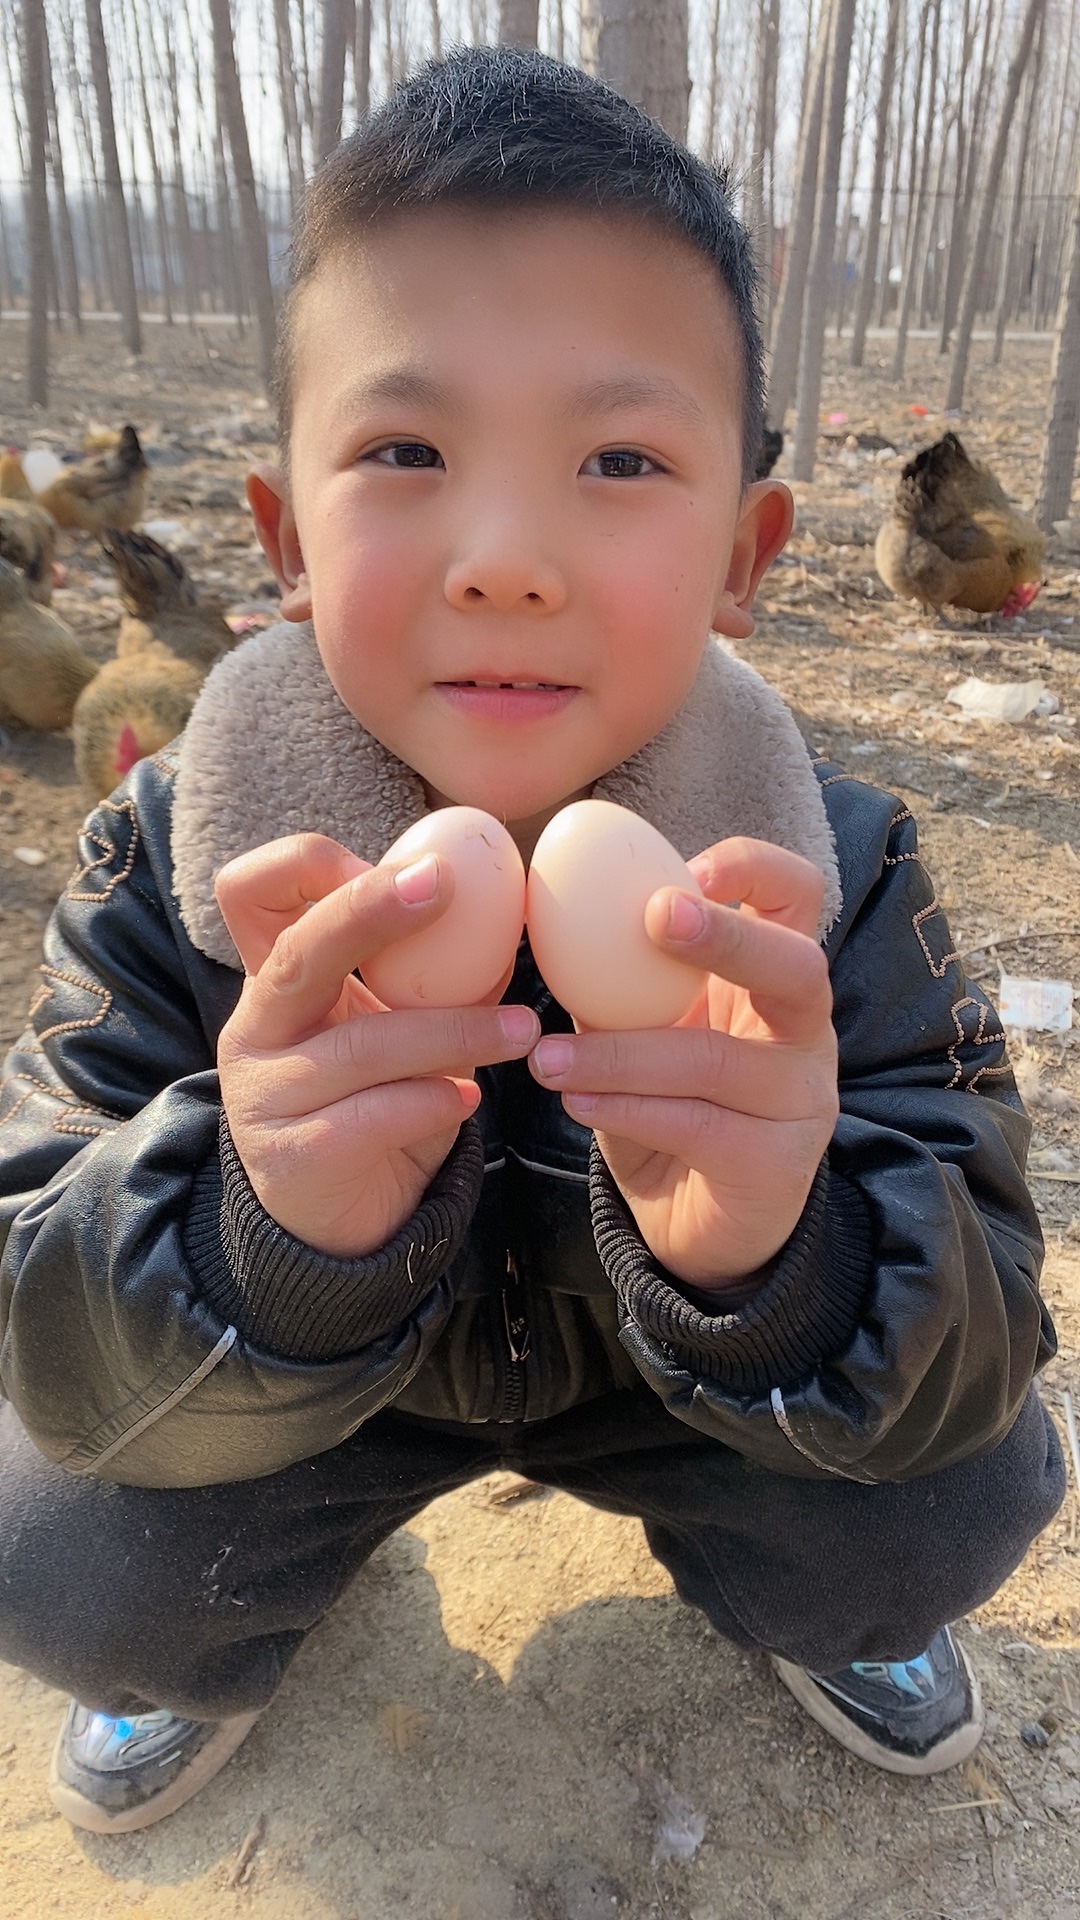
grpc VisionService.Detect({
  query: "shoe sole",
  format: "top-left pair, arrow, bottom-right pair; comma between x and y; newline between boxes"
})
771,1644 -> 985,1777
48,1710 -> 262,1834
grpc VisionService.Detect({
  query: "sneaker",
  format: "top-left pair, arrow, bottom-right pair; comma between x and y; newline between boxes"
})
772,1625 -> 984,1776
49,1702 -> 261,1833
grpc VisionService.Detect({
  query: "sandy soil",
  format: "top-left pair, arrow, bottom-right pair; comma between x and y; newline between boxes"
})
0,319 -> 1078,1920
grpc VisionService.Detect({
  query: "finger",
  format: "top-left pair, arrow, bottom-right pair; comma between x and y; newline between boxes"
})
528,1022 -> 832,1120
215,833 -> 372,975
561,1092 -> 829,1194
235,1003 -> 542,1114
227,854 -> 456,1053
293,1071 -> 484,1162
642,890 -> 833,1044
686,837 -> 825,937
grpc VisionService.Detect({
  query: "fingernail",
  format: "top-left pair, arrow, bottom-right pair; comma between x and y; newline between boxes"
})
393,853 -> 439,904
667,891 -> 706,942
532,1035 -> 574,1080
564,1092 -> 597,1118
497,1006 -> 539,1047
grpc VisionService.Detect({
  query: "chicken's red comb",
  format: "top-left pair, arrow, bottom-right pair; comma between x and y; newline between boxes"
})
114,723 -> 143,776
999,580 -> 1043,619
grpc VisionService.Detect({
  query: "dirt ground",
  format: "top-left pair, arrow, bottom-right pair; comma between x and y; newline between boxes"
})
0,319 -> 1078,1920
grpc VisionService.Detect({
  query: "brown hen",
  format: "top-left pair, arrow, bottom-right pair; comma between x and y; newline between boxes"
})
875,433 -> 1045,618
0,556 -> 97,731
35,424 -> 148,535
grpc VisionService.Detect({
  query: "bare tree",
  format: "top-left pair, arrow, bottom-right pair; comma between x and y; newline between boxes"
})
354,0 -> 372,117
748,0 -> 781,294
891,0 -> 942,382
850,0 -> 900,365
792,0 -> 857,480
991,13 -> 1044,362
209,0 -> 277,385
42,14 -> 81,331
85,0 -> 141,352
767,0 -> 832,426
499,0 -> 539,47
21,0 -> 50,403
579,0 -> 690,142
1036,162 -> 1080,529
275,0 -> 307,211
945,0 -> 1046,412
316,0 -> 356,162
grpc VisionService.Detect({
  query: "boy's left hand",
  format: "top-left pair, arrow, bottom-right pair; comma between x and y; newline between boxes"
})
527,838 -> 839,1292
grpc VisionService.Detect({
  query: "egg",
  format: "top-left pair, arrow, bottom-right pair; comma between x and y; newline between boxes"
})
526,799 -> 707,1030
362,807 -> 526,1009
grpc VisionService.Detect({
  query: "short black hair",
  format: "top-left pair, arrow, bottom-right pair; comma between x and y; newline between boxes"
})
277,44 -> 766,484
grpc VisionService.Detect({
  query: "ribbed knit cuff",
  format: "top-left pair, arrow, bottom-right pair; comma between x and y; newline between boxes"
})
590,1143 -> 873,1396
183,1116 -> 484,1363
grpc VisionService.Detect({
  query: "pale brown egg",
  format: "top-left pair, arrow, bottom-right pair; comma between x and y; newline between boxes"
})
526,799 -> 706,1029
362,808 -> 526,1009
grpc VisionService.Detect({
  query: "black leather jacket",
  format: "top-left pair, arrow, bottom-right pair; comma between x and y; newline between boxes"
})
0,751 -> 1056,1488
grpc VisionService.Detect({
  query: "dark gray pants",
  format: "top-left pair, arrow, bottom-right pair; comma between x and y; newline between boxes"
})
0,1386 -> 1065,1722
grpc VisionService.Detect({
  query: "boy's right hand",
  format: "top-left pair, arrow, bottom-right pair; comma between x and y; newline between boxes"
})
215,834 -> 538,1260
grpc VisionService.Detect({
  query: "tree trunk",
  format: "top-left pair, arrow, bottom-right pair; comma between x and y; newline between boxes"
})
766,0 -> 831,426
945,0 -> 1046,412
209,0 -> 277,387
1036,167 -> 1080,529
354,0 -> 372,118
21,0 -> 50,403
85,0 -> 141,352
161,24 -> 200,323
939,0 -> 995,350
793,0 -> 857,480
579,0 -> 690,142
274,0 -> 307,210
42,14 -> 81,330
749,0 -> 780,296
850,0 -> 899,365
428,0 -> 442,57
132,6 -> 174,323
499,0 -> 539,48
316,0 -> 355,162
891,0 -> 941,383
991,16 -> 1043,363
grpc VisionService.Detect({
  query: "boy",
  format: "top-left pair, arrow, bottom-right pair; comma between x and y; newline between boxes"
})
0,45 -> 1064,1834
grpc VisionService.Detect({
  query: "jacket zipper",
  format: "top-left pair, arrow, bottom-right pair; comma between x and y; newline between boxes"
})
501,1251 -> 531,1421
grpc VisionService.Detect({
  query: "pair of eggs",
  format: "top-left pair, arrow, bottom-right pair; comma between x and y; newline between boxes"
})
362,799 -> 706,1030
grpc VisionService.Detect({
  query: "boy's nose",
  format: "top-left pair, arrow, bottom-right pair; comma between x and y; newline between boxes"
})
443,535 -> 567,614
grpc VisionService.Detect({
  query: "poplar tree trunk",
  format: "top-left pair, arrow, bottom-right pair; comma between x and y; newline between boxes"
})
132,7 -> 174,322
891,0 -> 941,383
1035,168 -> 1080,529
162,27 -> 200,322
316,0 -> 355,161
498,0 -> 539,47
275,0 -> 307,210
22,0 -> 50,403
946,0 -> 1046,412
939,0 -> 995,351
354,0 -> 372,117
749,0 -> 780,295
209,0 -> 278,387
42,17 -> 81,330
766,0 -> 831,426
579,0 -> 690,142
85,0 -> 141,352
850,0 -> 899,365
792,0 -> 857,481
992,21 -> 1042,363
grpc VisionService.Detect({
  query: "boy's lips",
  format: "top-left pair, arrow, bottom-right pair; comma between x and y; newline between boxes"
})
435,679 -> 578,721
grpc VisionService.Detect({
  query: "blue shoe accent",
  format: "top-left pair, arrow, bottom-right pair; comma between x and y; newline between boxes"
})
772,1626 -> 985,1775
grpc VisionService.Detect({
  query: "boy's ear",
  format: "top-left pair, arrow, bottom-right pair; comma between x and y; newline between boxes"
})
246,462 -> 313,623
711,480 -> 794,642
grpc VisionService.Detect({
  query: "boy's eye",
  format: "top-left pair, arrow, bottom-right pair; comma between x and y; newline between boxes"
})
368,441 -> 445,469
582,449 -> 657,479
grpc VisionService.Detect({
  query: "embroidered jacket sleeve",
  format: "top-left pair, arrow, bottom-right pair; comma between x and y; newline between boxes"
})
0,755 -> 481,1487
592,769 -> 1057,1482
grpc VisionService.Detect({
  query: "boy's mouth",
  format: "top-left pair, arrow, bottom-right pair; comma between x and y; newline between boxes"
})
436,679 -> 578,720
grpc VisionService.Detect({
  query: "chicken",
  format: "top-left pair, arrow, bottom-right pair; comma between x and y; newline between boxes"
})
0,450 -> 36,502
73,530 -> 238,800
100,528 -> 235,670
34,424 -> 148,535
754,427 -> 784,480
0,498 -> 58,604
72,650 -> 205,801
0,556 -> 98,732
875,432 -> 1045,618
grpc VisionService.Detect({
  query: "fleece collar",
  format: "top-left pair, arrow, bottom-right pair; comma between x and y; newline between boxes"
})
172,620 -> 841,970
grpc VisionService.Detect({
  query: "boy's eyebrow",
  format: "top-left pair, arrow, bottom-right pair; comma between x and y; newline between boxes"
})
340,368 -> 465,419
562,373 -> 708,429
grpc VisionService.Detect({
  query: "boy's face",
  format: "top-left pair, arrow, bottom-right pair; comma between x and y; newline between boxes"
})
251,207 -> 791,853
